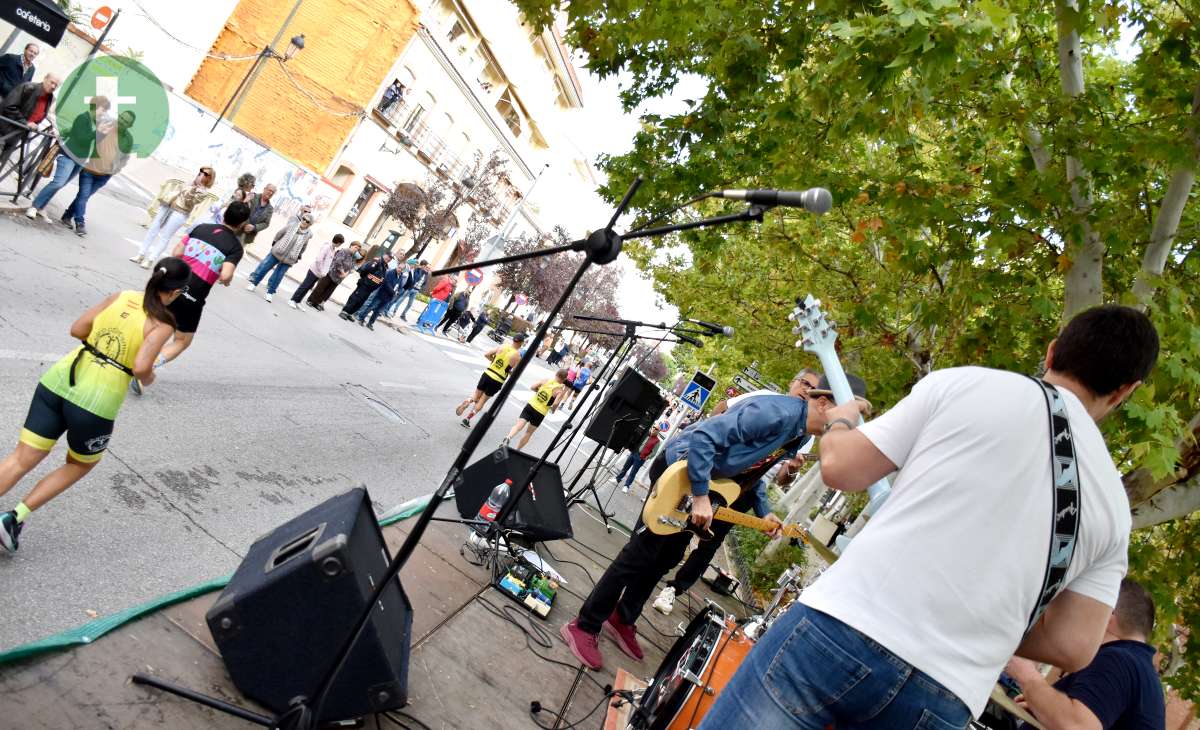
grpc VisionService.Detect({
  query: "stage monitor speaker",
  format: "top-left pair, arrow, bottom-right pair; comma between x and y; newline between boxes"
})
206,487 -> 412,722
586,368 -> 667,451
454,448 -> 572,542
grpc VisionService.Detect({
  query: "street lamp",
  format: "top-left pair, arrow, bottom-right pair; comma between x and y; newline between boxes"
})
211,0 -> 308,132
283,34 -> 305,61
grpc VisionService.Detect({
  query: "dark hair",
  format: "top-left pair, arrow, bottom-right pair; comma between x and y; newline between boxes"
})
1050,305 -> 1159,396
1115,578 -> 1155,638
224,201 -> 251,227
333,234 -> 345,244
555,368 -> 569,381
143,257 -> 189,328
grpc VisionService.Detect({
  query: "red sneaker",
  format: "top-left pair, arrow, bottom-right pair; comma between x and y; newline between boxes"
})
560,619 -> 603,670
602,611 -> 644,661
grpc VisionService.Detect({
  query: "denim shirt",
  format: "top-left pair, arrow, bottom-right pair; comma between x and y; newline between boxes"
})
664,394 -> 810,516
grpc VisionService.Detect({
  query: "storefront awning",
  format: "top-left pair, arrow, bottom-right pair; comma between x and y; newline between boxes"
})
1,0 -> 71,47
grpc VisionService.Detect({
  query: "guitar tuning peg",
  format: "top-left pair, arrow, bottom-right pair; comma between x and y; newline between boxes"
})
792,326 -> 803,335
794,338 -> 805,348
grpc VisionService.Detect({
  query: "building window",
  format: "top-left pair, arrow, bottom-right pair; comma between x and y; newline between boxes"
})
343,181 -> 379,227
403,104 -> 425,133
496,90 -> 522,138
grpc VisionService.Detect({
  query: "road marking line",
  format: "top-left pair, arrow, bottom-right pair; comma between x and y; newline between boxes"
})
0,349 -> 63,361
379,382 -> 428,390
445,351 -> 484,365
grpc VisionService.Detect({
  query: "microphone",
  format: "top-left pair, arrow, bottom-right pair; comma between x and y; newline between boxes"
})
683,318 -> 735,337
675,334 -> 703,347
714,187 -> 833,214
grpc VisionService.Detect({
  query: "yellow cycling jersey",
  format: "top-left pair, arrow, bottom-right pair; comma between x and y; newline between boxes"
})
529,380 -> 563,415
484,344 -> 519,383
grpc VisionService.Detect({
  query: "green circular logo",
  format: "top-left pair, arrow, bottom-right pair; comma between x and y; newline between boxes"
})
54,54 -> 168,174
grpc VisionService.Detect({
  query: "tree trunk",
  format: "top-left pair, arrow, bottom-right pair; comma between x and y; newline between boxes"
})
1056,0 -> 1105,319
1131,86 -> 1200,309
1131,476 -> 1200,529
1124,409 -> 1200,507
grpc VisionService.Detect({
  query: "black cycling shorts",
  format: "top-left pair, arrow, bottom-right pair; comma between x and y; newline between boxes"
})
20,383 -> 114,463
477,374 -> 502,397
168,293 -> 205,334
519,404 -> 545,428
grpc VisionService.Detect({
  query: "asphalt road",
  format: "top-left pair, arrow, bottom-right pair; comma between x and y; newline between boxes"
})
0,184 -> 589,650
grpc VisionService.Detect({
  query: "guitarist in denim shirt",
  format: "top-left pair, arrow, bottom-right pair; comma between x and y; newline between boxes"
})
560,370 -> 866,671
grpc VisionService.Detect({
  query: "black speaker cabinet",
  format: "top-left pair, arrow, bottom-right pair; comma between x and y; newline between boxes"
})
586,368 -> 667,451
206,487 -> 412,722
454,448 -> 572,542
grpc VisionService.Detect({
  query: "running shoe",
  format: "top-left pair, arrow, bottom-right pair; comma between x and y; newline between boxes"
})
59,213 -> 74,230
652,586 -> 676,616
560,620 -> 603,670
0,511 -> 22,552
288,300 -> 298,309
263,293 -> 273,303
455,401 -> 469,416
460,417 -> 471,429
129,378 -> 143,396
602,611 -> 644,661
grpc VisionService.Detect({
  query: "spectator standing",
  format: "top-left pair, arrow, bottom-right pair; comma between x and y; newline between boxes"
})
339,253 -> 391,320
307,241 -> 361,310
60,110 -> 136,237
429,276 -> 453,303
245,212 -> 314,302
356,252 -> 403,320
440,288 -> 471,336
378,80 -> 406,114
465,307 -> 490,343
0,43 -> 39,98
132,166 -> 216,267
611,425 -> 664,494
26,96 -> 110,222
239,184 -> 275,246
290,234 -> 344,309
356,263 -> 405,330
0,74 -> 57,170
205,172 -> 255,225
379,258 -> 414,319
395,259 -> 429,321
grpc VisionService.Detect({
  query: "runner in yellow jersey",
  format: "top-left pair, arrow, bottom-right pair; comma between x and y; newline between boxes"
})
501,369 -> 569,450
456,332 -> 527,428
0,259 -> 190,552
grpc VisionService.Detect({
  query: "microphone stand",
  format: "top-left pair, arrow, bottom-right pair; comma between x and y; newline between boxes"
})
131,177 -> 771,729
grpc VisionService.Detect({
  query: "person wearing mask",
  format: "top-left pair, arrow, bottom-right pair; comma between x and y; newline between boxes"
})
26,95 -> 110,222
1006,578 -> 1166,730
355,261 -> 406,330
440,288 -> 471,336
339,253 -> 392,321
501,369 -> 570,450
0,258 -> 190,551
456,332 -> 527,428
699,306 -> 1159,730
395,259 -> 430,321
307,241 -> 361,310
0,73 -> 57,170
290,234 -> 344,309
239,184 -> 276,246
245,212 -> 314,303
130,204 -> 252,396
132,166 -> 216,267
0,43 -> 39,98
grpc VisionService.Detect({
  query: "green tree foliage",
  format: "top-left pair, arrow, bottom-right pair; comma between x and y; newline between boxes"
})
518,0 -> 1200,695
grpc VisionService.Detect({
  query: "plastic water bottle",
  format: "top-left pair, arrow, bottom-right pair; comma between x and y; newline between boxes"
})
478,479 -> 512,523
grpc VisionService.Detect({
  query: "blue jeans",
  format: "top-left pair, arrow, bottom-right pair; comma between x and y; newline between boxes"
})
249,253 -> 291,294
62,171 -> 111,226
32,153 -> 82,210
383,291 -> 406,317
357,293 -> 393,326
698,605 -> 971,730
395,288 -> 418,318
614,452 -> 644,487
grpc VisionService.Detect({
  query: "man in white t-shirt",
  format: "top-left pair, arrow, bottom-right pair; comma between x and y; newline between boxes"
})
698,305 -> 1159,730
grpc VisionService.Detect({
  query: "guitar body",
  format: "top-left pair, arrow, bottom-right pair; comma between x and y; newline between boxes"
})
642,461 -> 742,538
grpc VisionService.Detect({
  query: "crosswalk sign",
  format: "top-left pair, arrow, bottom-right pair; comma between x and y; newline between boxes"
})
680,379 -> 711,411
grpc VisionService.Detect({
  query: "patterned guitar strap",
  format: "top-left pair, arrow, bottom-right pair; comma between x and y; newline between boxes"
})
1024,377 -> 1081,635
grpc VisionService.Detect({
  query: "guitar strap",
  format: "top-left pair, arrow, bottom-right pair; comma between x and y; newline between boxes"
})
1024,377 -> 1081,636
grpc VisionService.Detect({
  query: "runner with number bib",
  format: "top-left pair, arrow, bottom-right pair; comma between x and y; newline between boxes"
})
501,369 -> 569,449
456,332 -> 527,428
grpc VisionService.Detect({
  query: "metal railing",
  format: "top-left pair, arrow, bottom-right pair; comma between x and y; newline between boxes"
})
0,115 -> 58,203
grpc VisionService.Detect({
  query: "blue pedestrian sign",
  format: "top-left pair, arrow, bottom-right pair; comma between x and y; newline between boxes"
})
680,370 -> 715,411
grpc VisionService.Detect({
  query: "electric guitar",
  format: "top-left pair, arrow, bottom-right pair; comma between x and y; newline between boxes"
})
790,294 -> 892,516
642,461 -> 808,540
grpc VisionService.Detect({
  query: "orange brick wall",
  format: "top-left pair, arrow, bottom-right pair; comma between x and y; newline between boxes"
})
187,0 -> 420,173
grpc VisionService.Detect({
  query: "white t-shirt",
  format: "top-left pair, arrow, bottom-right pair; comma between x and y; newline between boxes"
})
800,367 -> 1130,717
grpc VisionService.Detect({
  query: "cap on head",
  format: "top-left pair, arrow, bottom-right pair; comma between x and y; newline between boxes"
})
807,373 -> 868,401
512,332 -> 527,343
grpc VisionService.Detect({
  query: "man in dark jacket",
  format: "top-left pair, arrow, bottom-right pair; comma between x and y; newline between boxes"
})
239,185 -> 275,245
0,74 -> 57,169
339,253 -> 392,320
396,259 -> 430,321
439,288 -> 471,335
466,308 -> 490,343
0,43 -> 39,98
356,263 -> 405,330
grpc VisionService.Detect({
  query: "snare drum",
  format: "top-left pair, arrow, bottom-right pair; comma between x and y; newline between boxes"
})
630,606 -> 753,730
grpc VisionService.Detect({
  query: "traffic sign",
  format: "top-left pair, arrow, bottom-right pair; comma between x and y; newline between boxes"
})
680,370 -> 715,411
733,374 -> 758,393
91,5 -> 113,29
464,268 -> 483,285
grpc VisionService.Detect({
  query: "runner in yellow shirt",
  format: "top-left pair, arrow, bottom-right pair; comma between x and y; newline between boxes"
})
0,259 -> 190,552
501,369 -> 569,450
456,332 -> 526,428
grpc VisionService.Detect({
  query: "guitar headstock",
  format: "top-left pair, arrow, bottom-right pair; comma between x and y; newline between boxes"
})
789,294 -> 837,355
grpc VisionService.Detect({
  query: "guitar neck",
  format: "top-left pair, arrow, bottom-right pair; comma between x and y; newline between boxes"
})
713,506 -> 799,537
